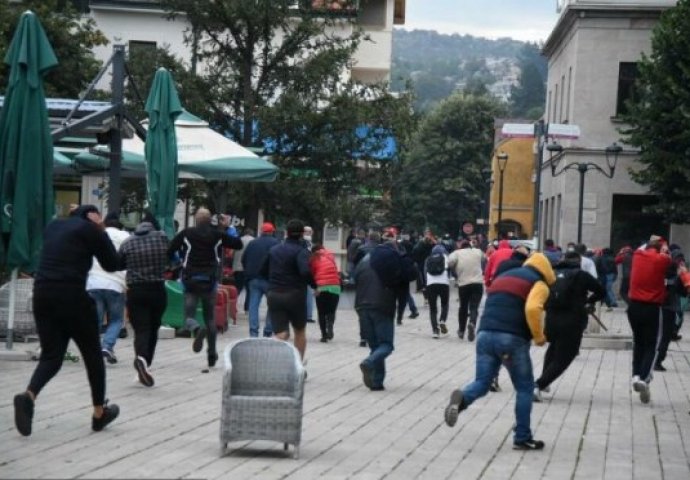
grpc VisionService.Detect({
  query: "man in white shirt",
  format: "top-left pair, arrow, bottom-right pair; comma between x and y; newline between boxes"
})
232,227 -> 255,312
448,240 -> 485,341
86,212 -> 130,364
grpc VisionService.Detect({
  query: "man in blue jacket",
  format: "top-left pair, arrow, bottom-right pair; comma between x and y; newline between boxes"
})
242,222 -> 279,337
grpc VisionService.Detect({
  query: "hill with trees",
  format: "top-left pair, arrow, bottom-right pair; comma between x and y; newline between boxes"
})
391,29 -> 547,117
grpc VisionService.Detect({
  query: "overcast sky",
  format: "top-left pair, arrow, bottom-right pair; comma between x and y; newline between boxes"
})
399,0 -> 562,43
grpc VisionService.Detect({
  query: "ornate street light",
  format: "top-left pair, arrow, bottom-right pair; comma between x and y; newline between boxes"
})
551,142 -> 622,243
496,152 -> 509,236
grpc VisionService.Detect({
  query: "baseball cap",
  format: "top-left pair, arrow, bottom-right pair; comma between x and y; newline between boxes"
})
261,222 -> 276,233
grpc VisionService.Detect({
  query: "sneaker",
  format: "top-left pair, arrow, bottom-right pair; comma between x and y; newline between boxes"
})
467,323 -> 476,342
533,388 -> 544,403
370,385 -> 385,391
654,363 -> 667,372
409,311 -> 420,319
14,392 -> 34,437
192,327 -> 206,353
671,333 -> 682,341
208,352 -> 219,368
306,318 -> 316,323
359,340 -> 367,348
632,377 -> 645,393
102,349 -> 117,365
359,361 -> 374,389
489,378 -> 501,393
444,389 -> 465,427
513,439 -> 545,450
639,383 -> 651,404
134,356 -> 154,387
440,322 -> 448,334
320,337 -> 328,343
457,330 -> 464,340
432,331 -> 440,339
92,402 -> 120,432
397,320 -> 403,326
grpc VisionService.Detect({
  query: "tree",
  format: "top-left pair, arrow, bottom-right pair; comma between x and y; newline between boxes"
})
0,0 -> 108,99
623,0 -> 690,223
391,92 -> 505,235
161,0 -> 415,229
510,43 -> 546,118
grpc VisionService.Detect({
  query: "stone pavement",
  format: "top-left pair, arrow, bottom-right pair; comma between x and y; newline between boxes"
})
1,291 -> 690,479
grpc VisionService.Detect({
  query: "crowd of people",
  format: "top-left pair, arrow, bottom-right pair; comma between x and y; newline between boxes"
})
11,208 -> 688,454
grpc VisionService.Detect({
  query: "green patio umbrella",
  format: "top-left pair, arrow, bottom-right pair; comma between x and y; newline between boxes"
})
0,11 -> 58,348
145,68 -> 182,238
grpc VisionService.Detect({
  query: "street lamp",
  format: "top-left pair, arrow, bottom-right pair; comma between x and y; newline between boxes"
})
551,142 -> 622,243
480,167 -> 493,235
496,152 -> 509,236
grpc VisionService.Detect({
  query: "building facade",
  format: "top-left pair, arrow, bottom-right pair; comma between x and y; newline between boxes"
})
540,0 -> 687,250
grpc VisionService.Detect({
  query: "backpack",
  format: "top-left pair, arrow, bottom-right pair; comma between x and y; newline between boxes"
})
546,269 -> 578,310
426,253 -> 446,276
370,245 -> 418,288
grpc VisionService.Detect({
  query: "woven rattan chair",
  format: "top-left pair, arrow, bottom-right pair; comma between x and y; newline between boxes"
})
220,338 -> 306,458
0,278 -> 35,340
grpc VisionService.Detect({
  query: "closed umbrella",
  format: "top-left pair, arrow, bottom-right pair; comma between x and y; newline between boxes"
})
144,68 -> 182,238
0,11 -> 58,348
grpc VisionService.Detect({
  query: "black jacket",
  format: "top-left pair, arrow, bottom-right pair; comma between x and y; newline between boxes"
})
354,254 -> 397,317
546,261 -> 606,330
168,223 -> 242,277
242,234 -> 279,280
262,238 -> 313,290
35,217 -> 119,288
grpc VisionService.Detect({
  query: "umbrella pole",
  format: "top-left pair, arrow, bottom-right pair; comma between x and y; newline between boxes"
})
6,268 -> 18,349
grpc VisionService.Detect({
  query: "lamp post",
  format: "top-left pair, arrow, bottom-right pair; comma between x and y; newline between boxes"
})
496,152 -> 509,236
480,167 -> 493,235
551,142 -> 622,243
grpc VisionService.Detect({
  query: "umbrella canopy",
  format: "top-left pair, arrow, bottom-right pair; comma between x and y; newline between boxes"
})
144,68 -> 182,238
0,11 -> 58,270
75,110 -> 278,182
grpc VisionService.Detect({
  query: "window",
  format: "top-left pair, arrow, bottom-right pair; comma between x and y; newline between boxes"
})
129,40 -> 157,56
616,62 -> 639,117
559,74 -> 565,122
547,90 -> 552,123
566,67 -> 572,122
553,84 -> 559,123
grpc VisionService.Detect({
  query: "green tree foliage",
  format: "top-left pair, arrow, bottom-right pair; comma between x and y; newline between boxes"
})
0,0 -> 107,98
510,43 -> 546,118
392,93 -> 505,235
160,0 -> 415,229
623,0 -> 690,223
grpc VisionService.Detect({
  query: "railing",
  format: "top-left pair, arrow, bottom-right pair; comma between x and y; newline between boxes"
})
296,0 -> 360,17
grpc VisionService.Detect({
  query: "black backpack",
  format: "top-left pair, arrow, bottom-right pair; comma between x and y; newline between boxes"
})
546,269 -> 578,310
426,253 -> 446,276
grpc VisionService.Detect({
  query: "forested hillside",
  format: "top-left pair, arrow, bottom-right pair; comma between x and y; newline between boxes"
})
391,29 -> 547,117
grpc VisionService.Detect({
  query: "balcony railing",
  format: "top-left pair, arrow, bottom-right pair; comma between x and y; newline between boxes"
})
297,0 -> 360,18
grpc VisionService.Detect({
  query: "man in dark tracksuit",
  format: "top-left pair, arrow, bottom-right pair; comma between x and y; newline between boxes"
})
534,251 -> 605,401
14,205 -> 120,436
168,208 -> 242,367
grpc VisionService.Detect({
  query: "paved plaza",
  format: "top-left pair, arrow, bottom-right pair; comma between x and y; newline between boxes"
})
1,290 -> 690,479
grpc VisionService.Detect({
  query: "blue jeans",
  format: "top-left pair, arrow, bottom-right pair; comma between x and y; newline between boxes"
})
88,289 -> 125,352
605,273 -> 618,307
358,309 -> 395,388
306,287 -> 315,321
248,278 -> 272,337
462,330 -> 535,443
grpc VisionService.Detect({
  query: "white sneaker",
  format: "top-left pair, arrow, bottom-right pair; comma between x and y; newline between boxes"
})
432,332 -> 440,339
533,388 -> 544,403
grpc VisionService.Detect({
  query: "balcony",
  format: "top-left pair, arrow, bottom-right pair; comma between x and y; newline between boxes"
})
297,0 -> 360,18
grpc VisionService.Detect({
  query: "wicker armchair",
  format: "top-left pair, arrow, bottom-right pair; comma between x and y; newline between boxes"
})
0,278 -> 36,340
220,338 -> 306,459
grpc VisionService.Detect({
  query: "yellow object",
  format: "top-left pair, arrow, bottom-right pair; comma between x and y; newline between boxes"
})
522,253 -> 556,345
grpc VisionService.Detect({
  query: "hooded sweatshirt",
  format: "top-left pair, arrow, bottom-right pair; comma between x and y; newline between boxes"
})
484,240 -> 513,286
479,252 -> 556,344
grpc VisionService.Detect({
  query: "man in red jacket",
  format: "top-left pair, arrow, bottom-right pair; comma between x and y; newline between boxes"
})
627,235 -> 674,403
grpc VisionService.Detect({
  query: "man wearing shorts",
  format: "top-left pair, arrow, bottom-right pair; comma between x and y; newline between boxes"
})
263,219 -> 313,360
